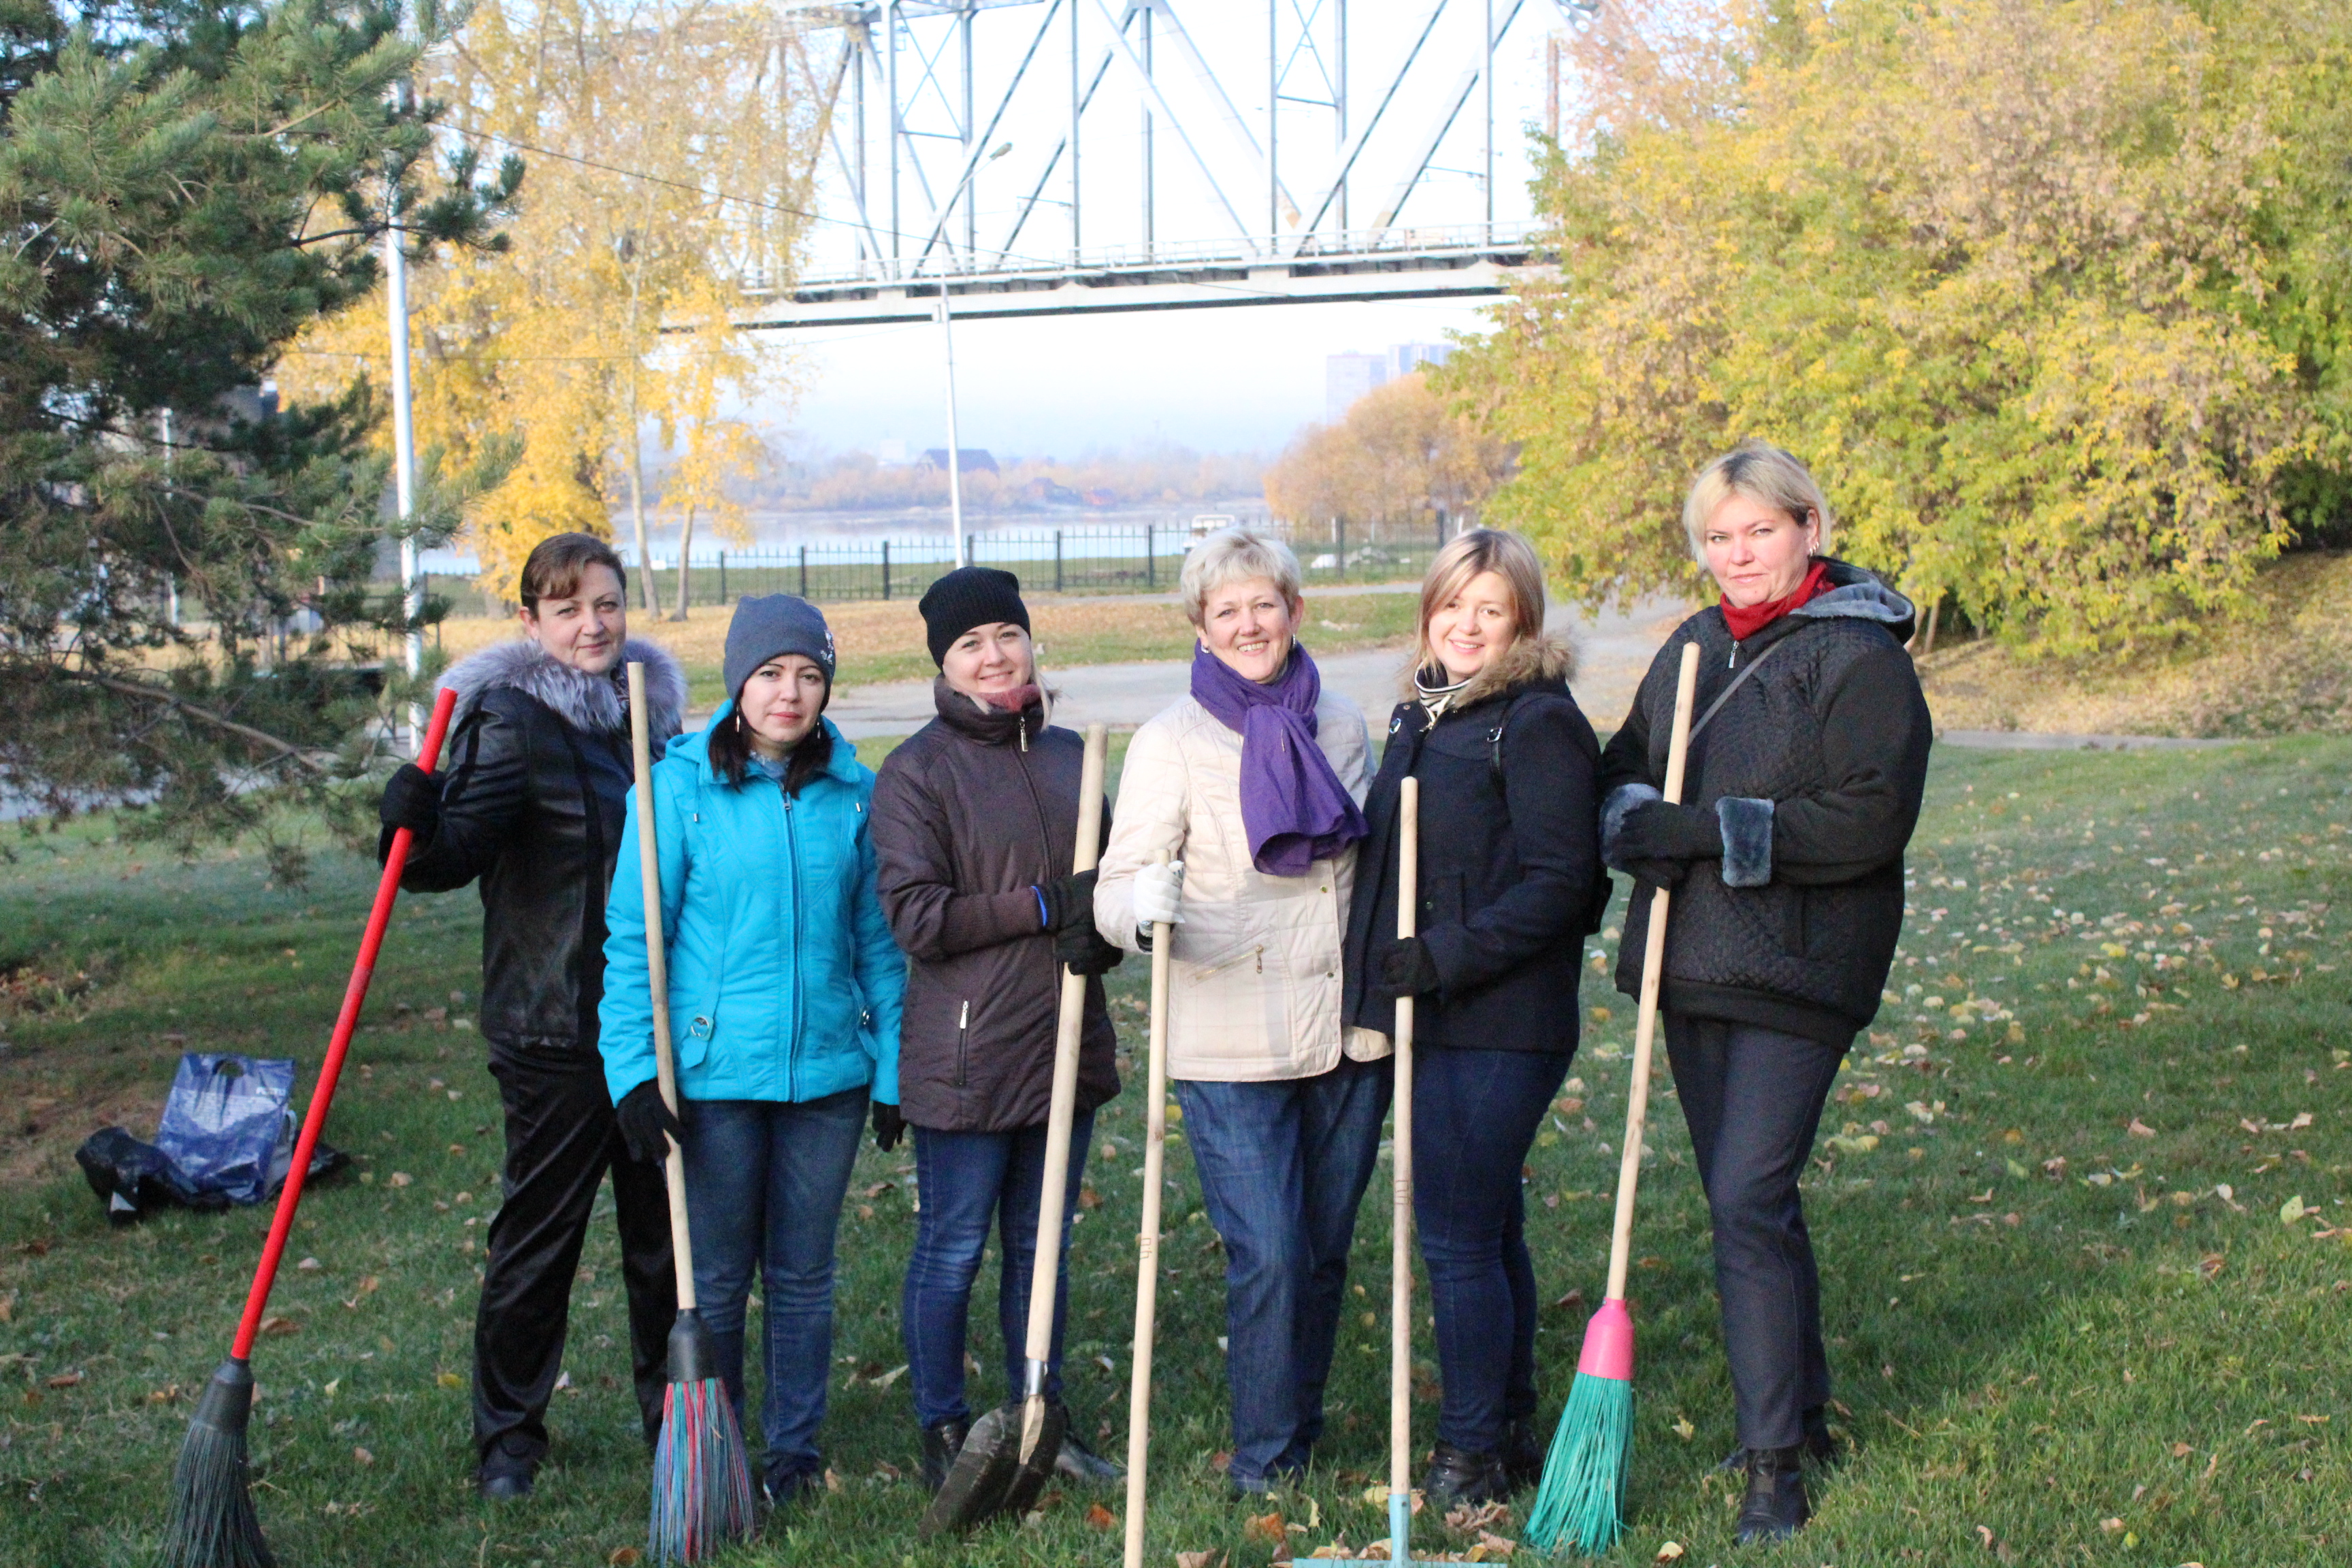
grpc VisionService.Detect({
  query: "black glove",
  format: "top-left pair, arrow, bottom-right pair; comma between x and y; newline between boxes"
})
872,1100 -> 906,1152
614,1079 -> 683,1165
1035,868 -> 1099,932
379,762 -> 443,839
1373,936 -> 1442,1000
1612,800 -> 1719,888
1056,921 -> 1126,977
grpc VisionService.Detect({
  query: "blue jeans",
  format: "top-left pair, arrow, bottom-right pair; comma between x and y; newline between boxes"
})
679,1089 -> 867,1484
901,1110 -> 1096,1428
1412,1048 -> 1571,1454
1174,1056 -> 1392,1487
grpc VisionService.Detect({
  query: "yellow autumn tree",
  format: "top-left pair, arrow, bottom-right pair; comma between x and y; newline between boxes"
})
1266,372 -> 1513,532
1455,0 -> 2339,653
282,0 -> 821,610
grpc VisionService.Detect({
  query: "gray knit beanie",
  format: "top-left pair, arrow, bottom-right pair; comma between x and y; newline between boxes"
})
723,594 -> 838,700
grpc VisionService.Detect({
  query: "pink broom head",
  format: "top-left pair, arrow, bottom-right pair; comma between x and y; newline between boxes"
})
1575,1297 -> 1635,1383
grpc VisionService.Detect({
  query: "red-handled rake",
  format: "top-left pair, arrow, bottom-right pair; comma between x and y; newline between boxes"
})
162,687 -> 459,1568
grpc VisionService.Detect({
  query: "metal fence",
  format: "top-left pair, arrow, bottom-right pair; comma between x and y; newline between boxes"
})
412,520 -> 1450,620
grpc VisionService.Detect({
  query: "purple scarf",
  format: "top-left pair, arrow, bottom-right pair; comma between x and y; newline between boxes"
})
1190,641 -> 1367,877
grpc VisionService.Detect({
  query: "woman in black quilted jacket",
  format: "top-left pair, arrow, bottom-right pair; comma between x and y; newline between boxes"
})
1341,527 -> 1604,1508
376,534 -> 686,1499
1599,442 -> 1931,1544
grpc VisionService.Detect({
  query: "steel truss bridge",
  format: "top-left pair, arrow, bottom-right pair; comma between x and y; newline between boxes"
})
759,0 -> 1588,327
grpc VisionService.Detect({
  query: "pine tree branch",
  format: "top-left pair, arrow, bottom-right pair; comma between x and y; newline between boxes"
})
60,672 -> 326,776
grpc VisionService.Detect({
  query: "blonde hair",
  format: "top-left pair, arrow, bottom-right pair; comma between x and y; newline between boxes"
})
1681,442 -> 1833,564
1180,525 -> 1304,626
1413,528 -> 1546,676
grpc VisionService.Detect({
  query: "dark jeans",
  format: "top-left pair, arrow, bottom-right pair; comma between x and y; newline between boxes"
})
902,1109 -> 1096,1428
678,1088 -> 867,1484
1663,1015 -> 1849,1450
1174,1056 -> 1392,1486
1412,1047 -> 1572,1454
474,1041 -> 676,1463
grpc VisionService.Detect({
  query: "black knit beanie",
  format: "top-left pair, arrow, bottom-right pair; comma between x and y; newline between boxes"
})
918,566 -> 1030,667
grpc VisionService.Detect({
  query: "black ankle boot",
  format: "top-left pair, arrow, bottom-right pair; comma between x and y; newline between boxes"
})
1734,1446 -> 1810,1544
919,1416 -> 970,1494
1718,1405 -> 1840,1472
1418,1441 -> 1507,1509
1501,1417 -> 1543,1491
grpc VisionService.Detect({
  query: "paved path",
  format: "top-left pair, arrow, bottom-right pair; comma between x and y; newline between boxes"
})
826,595 -> 1694,740
1935,730 -> 2247,751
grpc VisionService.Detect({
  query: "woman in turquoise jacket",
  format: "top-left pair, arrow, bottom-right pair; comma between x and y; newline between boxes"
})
600,594 -> 905,1507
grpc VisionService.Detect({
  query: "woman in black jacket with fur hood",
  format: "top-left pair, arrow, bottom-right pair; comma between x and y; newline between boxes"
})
1342,528 -> 1605,1508
1599,444 -> 1931,1544
376,534 -> 687,1499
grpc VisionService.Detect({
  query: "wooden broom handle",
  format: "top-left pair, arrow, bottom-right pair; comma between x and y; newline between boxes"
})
1605,641 -> 1701,1303
1390,777 -> 1419,1507
1122,849 -> 1173,1568
628,662 -> 697,1311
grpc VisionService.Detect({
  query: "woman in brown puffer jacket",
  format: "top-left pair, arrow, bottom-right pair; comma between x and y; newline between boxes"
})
868,567 -> 1125,1495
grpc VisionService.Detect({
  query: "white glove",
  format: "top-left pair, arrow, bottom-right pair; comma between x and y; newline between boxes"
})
1132,859 -> 1186,928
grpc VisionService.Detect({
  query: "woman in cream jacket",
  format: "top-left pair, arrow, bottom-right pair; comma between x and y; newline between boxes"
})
1094,526 -> 1386,1494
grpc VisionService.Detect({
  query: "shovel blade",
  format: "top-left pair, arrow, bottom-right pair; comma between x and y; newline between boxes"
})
918,1403 -> 1022,1537
1002,1394 -> 1067,1518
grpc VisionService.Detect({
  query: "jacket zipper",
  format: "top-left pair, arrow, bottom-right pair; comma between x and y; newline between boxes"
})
783,783 -> 802,1102
956,999 -> 970,1087
1011,736 -> 1059,904
1192,944 -> 1265,982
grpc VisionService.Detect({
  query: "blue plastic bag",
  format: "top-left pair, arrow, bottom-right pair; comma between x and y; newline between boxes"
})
153,1054 -> 296,1207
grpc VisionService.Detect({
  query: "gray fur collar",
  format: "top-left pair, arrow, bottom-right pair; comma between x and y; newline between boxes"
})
1401,632 -> 1576,708
438,636 -> 687,744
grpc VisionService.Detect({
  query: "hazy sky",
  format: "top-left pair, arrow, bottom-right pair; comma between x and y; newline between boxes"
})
762,295 -> 1497,459
746,0 -> 1563,460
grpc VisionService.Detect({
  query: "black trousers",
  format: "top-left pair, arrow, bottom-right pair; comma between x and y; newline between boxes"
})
1663,1014 -> 1848,1451
474,1040 -> 676,1461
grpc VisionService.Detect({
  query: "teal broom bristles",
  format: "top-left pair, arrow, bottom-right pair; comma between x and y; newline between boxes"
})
648,1313 -> 755,1565
1524,1369 -> 1633,1557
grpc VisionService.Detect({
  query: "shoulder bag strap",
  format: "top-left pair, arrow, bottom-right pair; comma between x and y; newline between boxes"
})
1686,630 -> 1801,745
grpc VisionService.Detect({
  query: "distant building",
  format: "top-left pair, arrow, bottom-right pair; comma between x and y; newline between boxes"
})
1325,344 -> 1454,424
920,447 -> 998,474
1326,352 -> 1386,425
1388,342 -> 1453,380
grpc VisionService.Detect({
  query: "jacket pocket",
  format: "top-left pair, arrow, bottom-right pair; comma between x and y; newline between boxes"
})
955,999 -> 971,1087
1188,944 -> 1266,984
1418,872 -> 1468,934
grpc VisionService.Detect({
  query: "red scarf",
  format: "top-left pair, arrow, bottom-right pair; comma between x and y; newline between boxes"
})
1720,559 -> 1832,641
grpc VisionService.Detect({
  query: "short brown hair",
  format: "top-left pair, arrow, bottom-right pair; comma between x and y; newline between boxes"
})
1412,528 -> 1548,674
519,533 -> 627,613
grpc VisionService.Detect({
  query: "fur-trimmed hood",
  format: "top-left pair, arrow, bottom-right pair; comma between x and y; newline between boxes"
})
438,636 -> 687,747
1399,631 -> 1577,710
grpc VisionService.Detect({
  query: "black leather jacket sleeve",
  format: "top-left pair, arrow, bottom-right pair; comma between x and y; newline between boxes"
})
399,697 -> 534,894
1420,699 -> 1602,995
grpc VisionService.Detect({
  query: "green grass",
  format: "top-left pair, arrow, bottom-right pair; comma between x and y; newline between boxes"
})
1,740 -> 2347,1565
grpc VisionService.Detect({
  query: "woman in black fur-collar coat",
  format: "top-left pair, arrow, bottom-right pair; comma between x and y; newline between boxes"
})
378,534 -> 688,1498
1341,528 -> 1605,1508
